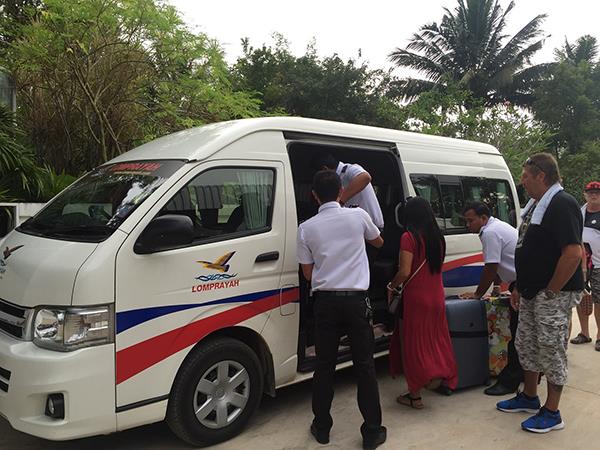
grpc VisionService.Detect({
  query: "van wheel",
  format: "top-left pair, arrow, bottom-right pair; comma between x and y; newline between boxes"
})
167,337 -> 264,447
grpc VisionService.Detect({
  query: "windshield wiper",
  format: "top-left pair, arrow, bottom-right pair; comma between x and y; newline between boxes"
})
47,224 -> 115,237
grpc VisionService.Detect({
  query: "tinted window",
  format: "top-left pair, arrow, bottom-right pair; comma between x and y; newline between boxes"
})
462,177 -> 517,227
410,175 -> 443,216
439,177 -> 465,232
410,174 -> 517,233
160,167 -> 275,244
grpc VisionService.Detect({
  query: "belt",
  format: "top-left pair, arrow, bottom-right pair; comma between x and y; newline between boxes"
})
314,290 -> 367,297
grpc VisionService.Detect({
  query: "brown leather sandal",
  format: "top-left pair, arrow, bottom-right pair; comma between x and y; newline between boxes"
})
570,333 -> 592,344
396,393 -> 424,409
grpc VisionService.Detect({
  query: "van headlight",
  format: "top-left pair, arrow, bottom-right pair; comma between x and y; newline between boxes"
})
32,305 -> 114,351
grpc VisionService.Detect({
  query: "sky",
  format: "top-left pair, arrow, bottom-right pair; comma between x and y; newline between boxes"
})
168,0 -> 599,75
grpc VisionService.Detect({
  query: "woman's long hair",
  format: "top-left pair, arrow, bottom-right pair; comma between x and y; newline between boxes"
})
404,196 -> 446,273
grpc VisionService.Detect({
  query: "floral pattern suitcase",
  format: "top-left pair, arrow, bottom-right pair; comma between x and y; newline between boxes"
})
485,296 -> 511,376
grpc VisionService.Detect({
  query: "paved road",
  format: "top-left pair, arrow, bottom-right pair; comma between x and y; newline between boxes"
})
3,318 -> 600,449
1,358 -> 378,450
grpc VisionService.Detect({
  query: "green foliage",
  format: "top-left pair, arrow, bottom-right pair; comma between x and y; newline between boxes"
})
554,35 -> 598,65
0,0 -> 44,57
7,0 -> 261,173
400,85 -> 552,181
38,167 -> 77,201
559,141 -> 600,203
389,0 -> 551,107
0,103 -> 45,200
534,60 -> 600,153
232,35 -> 402,127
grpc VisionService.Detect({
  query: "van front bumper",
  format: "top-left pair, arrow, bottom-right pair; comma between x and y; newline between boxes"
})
0,331 -> 116,440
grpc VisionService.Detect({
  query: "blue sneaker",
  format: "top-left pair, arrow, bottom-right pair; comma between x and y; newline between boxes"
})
496,392 -> 541,413
521,407 -> 565,433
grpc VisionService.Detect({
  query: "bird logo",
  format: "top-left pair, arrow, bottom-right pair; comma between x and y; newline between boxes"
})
197,251 -> 235,273
3,245 -> 24,260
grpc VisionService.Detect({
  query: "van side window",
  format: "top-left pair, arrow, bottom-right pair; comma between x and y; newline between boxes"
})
160,167 -> 275,244
409,174 -> 444,227
461,177 -> 517,227
438,176 -> 465,232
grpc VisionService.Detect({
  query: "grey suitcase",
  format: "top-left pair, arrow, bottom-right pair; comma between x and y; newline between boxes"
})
445,298 -> 490,390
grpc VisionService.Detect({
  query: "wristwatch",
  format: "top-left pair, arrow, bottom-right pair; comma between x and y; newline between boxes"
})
543,288 -> 557,299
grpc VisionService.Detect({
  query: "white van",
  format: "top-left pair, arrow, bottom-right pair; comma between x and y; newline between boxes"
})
0,117 -> 519,445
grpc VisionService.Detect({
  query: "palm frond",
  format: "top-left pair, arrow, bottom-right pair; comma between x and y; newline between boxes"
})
392,78 -> 440,102
491,15 -> 547,68
388,49 -> 446,81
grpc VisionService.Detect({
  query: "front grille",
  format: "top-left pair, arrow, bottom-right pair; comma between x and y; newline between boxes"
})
0,298 -> 30,339
0,366 -> 9,392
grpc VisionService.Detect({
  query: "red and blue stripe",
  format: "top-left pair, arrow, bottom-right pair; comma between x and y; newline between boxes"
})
116,287 -> 299,384
115,254 -> 482,384
442,253 -> 484,287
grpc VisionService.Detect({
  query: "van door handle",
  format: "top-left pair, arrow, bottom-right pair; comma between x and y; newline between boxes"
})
255,251 -> 279,263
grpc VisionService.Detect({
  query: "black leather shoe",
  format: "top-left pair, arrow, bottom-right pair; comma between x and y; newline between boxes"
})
310,423 -> 330,445
484,381 -> 517,396
363,426 -> 387,450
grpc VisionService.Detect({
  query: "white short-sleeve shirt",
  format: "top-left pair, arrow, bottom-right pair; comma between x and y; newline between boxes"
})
582,204 -> 600,267
297,201 -> 380,291
336,162 -> 384,228
479,216 -> 518,283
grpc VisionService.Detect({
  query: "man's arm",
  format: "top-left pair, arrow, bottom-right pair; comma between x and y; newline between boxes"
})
300,263 -> 314,281
367,235 -> 383,248
461,263 -> 499,298
361,209 -> 383,248
340,172 -> 371,204
547,244 -> 583,294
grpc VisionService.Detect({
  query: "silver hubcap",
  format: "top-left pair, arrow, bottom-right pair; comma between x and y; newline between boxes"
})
194,360 -> 250,429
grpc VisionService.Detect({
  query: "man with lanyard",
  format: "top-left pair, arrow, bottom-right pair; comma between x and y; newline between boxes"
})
297,170 -> 386,449
571,181 -> 600,350
310,153 -> 384,229
496,153 -> 583,433
460,202 -> 522,396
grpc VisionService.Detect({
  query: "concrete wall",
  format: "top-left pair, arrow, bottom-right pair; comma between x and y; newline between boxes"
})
0,202 -> 45,237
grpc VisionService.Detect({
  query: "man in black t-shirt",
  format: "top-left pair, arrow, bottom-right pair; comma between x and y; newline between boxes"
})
495,153 -> 583,434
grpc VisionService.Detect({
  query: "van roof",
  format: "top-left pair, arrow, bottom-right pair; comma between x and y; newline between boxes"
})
108,117 -> 499,164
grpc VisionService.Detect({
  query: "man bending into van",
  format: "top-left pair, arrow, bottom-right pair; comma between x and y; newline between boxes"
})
460,202 -> 523,396
297,170 -> 386,449
311,153 -> 384,229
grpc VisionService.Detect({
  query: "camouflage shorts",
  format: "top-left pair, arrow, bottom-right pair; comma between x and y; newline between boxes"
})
515,290 -> 581,386
591,268 -> 600,304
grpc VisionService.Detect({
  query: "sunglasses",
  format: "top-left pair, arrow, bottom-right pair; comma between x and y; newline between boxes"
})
524,158 -> 545,173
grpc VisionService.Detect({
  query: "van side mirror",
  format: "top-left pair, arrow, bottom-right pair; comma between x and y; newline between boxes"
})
134,214 -> 194,254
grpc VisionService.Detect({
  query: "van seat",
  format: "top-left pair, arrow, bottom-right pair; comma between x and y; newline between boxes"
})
195,185 -> 223,228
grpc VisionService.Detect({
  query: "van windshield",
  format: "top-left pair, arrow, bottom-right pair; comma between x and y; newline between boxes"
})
18,160 -> 186,242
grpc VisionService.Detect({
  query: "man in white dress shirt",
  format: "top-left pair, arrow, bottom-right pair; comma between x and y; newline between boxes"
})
461,201 -> 523,396
311,153 -> 384,229
297,170 -> 386,449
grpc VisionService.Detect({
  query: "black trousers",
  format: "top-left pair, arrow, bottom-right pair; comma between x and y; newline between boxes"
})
497,307 -> 524,389
312,294 -> 382,436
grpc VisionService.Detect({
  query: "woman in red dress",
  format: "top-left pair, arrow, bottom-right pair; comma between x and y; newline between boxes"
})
387,197 -> 457,408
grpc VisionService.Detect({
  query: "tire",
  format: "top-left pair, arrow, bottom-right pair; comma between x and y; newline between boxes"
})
167,337 -> 264,447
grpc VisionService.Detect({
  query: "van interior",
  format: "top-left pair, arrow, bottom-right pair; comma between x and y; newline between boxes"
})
286,136 -> 405,372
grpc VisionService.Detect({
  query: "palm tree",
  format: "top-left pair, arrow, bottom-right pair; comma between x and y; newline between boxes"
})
389,0 -> 550,106
554,35 -> 598,65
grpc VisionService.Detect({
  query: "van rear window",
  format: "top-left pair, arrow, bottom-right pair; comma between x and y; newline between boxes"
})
18,160 -> 185,242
